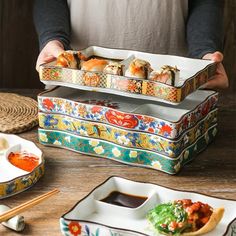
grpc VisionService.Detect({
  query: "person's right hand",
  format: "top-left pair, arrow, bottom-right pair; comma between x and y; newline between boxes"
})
36,40 -> 65,71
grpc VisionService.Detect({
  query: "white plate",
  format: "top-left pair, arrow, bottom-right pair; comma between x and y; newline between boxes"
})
60,177 -> 236,236
0,133 -> 44,199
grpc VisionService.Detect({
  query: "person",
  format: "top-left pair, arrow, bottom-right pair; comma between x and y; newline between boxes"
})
34,0 -> 228,89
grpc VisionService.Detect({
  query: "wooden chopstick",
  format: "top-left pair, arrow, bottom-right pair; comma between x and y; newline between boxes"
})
0,189 -> 60,223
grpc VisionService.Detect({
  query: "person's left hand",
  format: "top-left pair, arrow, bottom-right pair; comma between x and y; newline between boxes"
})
202,51 -> 229,90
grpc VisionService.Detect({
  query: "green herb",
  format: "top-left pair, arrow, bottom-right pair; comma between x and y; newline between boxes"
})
147,202 -> 190,235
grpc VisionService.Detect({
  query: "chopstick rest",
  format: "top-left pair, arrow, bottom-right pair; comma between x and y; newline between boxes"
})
0,205 -> 25,232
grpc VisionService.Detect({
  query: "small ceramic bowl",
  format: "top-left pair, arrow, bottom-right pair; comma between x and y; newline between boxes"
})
60,176 -> 236,236
0,133 -> 44,199
39,46 -> 216,104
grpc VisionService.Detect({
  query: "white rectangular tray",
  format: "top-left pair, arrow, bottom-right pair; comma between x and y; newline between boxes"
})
39,46 -> 216,104
60,177 -> 236,236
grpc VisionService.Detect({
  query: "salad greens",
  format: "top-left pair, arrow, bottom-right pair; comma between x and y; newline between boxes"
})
147,202 -> 190,235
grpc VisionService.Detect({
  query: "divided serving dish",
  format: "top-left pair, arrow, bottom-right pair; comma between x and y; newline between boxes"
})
60,176 -> 236,236
0,133 -> 44,199
39,46 -> 216,104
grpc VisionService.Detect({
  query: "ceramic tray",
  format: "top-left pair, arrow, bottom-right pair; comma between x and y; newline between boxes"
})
39,46 -> 216,104
0,133 -> 44,199
39,123 -> 217,174
38,87 -> 218,140
60,176 -> 236,236
38,109 -> 217,158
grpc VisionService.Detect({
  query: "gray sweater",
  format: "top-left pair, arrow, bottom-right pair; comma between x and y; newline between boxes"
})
34,0 -> 224,59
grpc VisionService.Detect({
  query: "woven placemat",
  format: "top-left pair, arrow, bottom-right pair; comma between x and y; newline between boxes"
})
0,93 -> 38,133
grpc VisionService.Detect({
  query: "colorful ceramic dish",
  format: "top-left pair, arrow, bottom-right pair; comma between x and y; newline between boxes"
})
38,87 -> 218,140
39,46 -> 216,104
39,123 -> 217,174
38,109 -> 217,158
38,87 -> 218,174
0,133 -> 44,199
60,176 -> 236,236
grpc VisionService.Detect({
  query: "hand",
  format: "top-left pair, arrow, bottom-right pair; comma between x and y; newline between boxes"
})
36,40 -> 65,71
202,51 -> 229,90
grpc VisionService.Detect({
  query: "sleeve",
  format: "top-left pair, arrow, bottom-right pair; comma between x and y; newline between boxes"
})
33,0 -> 71,51
187,0 -> 224,59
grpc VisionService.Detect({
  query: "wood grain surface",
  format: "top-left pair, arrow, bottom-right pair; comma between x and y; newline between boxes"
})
0,89 -> 235,236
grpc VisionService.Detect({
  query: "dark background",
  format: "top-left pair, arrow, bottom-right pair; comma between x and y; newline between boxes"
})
0,0 -> 235,92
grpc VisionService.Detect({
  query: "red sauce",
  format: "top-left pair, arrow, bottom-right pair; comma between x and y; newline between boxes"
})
8,152 -> 40,172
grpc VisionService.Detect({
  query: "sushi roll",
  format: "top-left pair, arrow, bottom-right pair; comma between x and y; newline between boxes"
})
55,51 -> 79,69
103,62 -> 124,76
81,58 -> 108,72
149,65 -> 180,86
125,58 -> 153,79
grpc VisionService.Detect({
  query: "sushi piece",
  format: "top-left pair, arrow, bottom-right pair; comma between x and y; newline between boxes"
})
55,51 -> 79,69
81,58 -> 108,72
149,65 -> 180,86
125,58 -> 153,79
103,62 -> 124,76
77,51 -> 88,61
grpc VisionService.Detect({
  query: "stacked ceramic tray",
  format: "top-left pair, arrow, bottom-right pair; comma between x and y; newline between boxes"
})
38,46 -> 218,174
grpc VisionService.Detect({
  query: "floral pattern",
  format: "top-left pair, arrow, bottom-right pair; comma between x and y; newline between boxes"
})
40,61 -> 215,103
68,221 -> 82,236
39,109 -> 217,158
38,93 -> 218,140
83,73 -> 101,87
50,68 -> 61,80
39,124 -> 217,174
0,163 -> 44,199
105,110 -> 139,129
61,219 -> 143,236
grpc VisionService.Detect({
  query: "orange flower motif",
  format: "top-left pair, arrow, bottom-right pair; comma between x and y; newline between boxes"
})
77,105 -> 87,117
83,73 -> 100,87
43,99 -> 54,110
143,116 -> 155,123
91,106 -> 102,113
160,124 -> 172,135
68,221 -> 81,236
105,110 -> 138,129
148,127 -> 154,133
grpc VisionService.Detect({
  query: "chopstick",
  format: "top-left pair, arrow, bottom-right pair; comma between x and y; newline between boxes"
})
0,189 -> 60,223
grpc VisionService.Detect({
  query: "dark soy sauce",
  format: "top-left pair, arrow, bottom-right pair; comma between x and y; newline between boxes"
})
100,191 -> 148,208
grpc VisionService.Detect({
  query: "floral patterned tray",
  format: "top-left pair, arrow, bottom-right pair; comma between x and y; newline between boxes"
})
38,87 -> 218,140
60,176 -> 236,236
0,133 -> 44,199
38,109 -> 217,158
39,123 -> 217,174
39,46 -> 216,104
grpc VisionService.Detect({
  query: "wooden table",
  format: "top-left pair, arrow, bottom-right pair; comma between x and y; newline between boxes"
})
0,89 -> 235,236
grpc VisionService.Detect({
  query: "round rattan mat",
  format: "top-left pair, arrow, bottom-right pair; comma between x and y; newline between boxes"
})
0,93 -> 38,133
